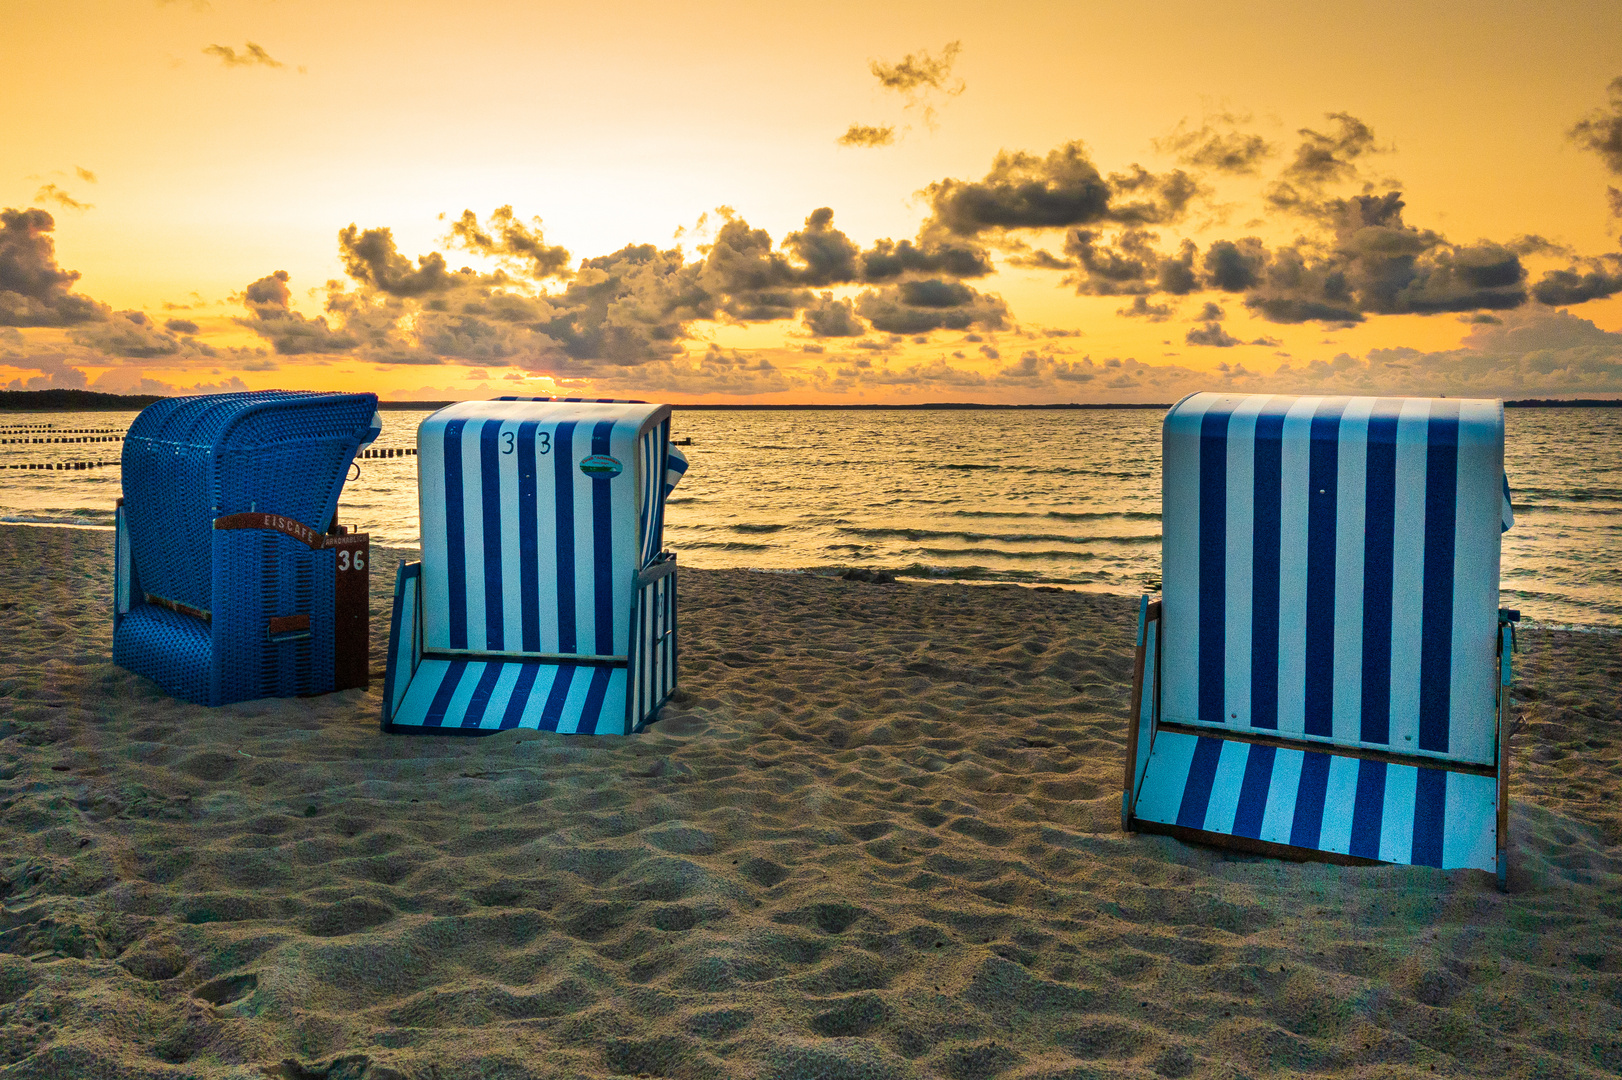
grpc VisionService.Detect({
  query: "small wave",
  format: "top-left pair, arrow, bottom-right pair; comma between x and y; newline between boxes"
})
1,514 -> 114,530
676,540 -> 775,551
836,525 -> 1160,546
730,523 -> 789,534
1043,510 -> 1161,522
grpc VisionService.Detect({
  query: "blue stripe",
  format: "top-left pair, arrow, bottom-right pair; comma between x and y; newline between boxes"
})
1411,767 -> 1447,867
1198,408 -> 1230,726
461,663 -> 504,729
1232,743 -> 1277,838
577,665 -> 615,735
1304,401 -> 1347,738
539,664 -> 577,731
382,562 -> 415,723
424,660 -> 468,728
1250,406 -> 1287,729
1419,404 -> 1459,753
1360,402 -> 1400,745
1288,750 -> 1332,849
443,420 -> 468,650
499,663 -> 542,729
1175,736 -> 1224,828
479,420 -> 505,650
592,420 -> 617,656
553,421 -> 579,653
1349,758 -> 1386,858
517,421 -> 540,652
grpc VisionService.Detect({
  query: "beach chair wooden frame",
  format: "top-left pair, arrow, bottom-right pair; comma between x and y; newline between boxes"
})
112,390 -> 379,706
1123,394 -> 1516,889
382,397 -> 681,736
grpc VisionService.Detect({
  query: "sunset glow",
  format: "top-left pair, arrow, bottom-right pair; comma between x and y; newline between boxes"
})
5,0 -> 1622,402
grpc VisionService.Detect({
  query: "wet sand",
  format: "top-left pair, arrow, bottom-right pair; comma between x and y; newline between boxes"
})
1,523 -> 1620,1079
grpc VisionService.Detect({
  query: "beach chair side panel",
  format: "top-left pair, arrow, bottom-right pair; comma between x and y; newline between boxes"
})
1160,394 -> 1504,767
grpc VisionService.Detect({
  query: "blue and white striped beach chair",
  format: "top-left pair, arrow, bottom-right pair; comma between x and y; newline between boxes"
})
1125,393 -> 1518,887
382,397 -> 685,735
113,390 -> 381,705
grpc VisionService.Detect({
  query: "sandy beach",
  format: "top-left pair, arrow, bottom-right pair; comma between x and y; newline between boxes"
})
2,523 -> 1621,1080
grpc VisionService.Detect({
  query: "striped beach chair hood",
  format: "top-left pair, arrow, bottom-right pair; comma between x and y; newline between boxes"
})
1161,393 -> 1510,767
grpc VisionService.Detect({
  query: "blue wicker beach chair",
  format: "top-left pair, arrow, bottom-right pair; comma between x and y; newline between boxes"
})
382,397 -> 684,735
1124,393 -> 1518,887
113,390 -> 381,706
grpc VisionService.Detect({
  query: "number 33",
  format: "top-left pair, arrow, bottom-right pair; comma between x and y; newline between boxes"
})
500,431 -> 551,455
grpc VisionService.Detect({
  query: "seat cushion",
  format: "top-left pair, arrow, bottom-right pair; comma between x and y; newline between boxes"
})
389,658 -> 629,734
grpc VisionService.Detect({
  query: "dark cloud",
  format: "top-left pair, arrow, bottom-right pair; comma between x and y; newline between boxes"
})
1531,258 -> 1622,306
0,208 -> 107,327
164,318 -> 199,334
1155,116 -> 1274,174
1196,301 -> 1225,321
838,124 -> 895,148
203,42 -> 284,68
855,279 -> 1008,334
1118,296 -> 1173,321
70,310 -> 193,358
871,41 -> 963,95
1570,76 -> 1622,174
922,142 -> 1200,239
859,236 -> 993,280
783,208 -> 862,286
445,206 -> 572,281
1186,321 -> 1242,347
1203,237 -> 1268,291
1062,228 -> 1160,295
238,270 -> 359,355
1265,113 -> 1385,214
1609,187 -> 1622,219
32,184 -> 90,212
338,225 -> 469,297
802,293 -> 864,337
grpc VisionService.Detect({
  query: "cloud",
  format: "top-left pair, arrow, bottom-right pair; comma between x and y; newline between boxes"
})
1265,112 -> 1385,212
1570,76 -> 1622,174
33,184 -> 90,211
1155,114 -> 1275,174
838,124 -> 895,148
203,42 -> 284,68
802,293 -> 864,337
1118,296 -> 1173,321
444,206 -> 572,281
871,41 -> 963,96
854,279 -> 1008,334
1196,301 -> 1225,321
921,141 -> 1198,238
69,309 -> 203,358
164,317 -> 199,333
1186,321 -> 1241,347
1064,228 -> 1197,295
1531,257 -> 1622,306
75,167 -> 97,184
859,235 -> 993,280
338,225 -> 470,297
0,208 -> 107,326
238,269 -> 359,355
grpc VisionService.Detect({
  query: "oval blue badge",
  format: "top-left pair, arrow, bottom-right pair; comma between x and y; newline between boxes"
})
580,454 -> 623,478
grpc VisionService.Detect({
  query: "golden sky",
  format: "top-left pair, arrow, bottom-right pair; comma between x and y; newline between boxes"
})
4,0 -> 1622,403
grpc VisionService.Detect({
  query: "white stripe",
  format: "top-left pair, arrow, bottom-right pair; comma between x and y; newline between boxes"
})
1201,738 -> 1253,834
552,667 -> 598,735
442,661 -> 483,725
1160,393 -> 1214,725
1332,397 -> 1372,743
391,574 -> 418,716
1257,747 -> 1305,845
535,423 -> 561,655
1132,730 -> 1200,824
460,424 -> 487,651
499,420 -> 524,651
1317,754 -> 1361,855
1450,399 -> 1503,765
515,665 -> 565,729
419,424 -> 450,650
1441,771 -> 1498,871
1388,400 -> 1431,752
1378,763 -> 1418,864
1274,397 -> 1322,736
1224,396 -> 1265,729
569,423 -> 598,651
478,662 -> 525,730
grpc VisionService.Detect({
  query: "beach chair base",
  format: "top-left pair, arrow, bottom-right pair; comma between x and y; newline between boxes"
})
381,557 -> 677,737
1123,598 -> 1513,887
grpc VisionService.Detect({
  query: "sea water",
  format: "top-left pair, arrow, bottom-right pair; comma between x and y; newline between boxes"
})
3,406 -> 1618,626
